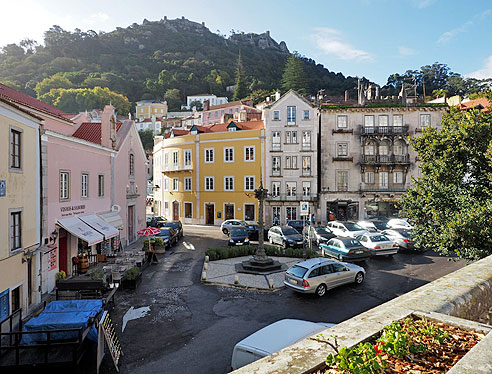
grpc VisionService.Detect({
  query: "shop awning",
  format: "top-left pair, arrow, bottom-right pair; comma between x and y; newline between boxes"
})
79,214 -> 119,240
57,217 -> 104,246
98,211 -> 124,230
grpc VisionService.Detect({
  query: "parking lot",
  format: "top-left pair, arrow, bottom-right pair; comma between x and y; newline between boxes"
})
106,224 -> 466,374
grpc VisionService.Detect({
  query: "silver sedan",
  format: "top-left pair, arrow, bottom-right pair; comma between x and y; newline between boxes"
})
356,232 -> 399,257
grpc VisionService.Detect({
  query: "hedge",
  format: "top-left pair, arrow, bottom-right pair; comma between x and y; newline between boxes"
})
205,245 -> 318,261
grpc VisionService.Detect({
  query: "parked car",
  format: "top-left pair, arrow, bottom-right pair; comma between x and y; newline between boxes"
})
220,219 -> 248,235
284,258 -> 365,297
387,218 -> 412,230
243,223 -> 269,241
228,227 -> 250,246
381,229 -> 416,251
302,226 -> 336,246
355,232 -> 399,257
286,220 -> 307,234
268,226 -> 304,248
154,227 -> 178,248
326,221 -> 368,238
231,319 -> 335,370
319,237 -> 371,262
370,220 -> 390,231
163,221 -> 183,239
148,216 -> 167,228
357,221 -> 378,233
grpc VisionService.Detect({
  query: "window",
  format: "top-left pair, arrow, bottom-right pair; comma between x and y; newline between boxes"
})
244,146 -> 255,161
98,175 -> 104,197
379,115 -> 388,127
224,176 -> 234,191
185,202 -> 192,218
184,177 -> 192,191
10,211 -> 22,251
60,171 -> 70,200
364,171 -> 375,184
164,153 -> 169,168
379,172 -> 389,188
272,131 -> 281,150
337,116 -> 348,128
302,131 -> 311,149
173,178 -> 179,191
273,206 -> 281,221
184,149 -> 192,167
164,178 -> 169,191
336,171 -> 348,191
129,153 -> 135,176
393,171 -> 404,184
364,142 -> 376,155
286,206 -> 297,220
287,106 -> 296,125
10,129 -> 21,169
272,156 -> 281,176
205,177 -> 214,191
81,173 -> 88,198
420,114 -> 431,128
228,127 -> 236,132
364,115 -> 375,133
394,141 -> 404,155
393,114 -> 403,127
224,147 -> 234,162
302,156 -> 311,176
337,143 -> 348,157
302,181 -> 311,197
286,131 -> 297,144
286,182 -> 297,197
244,204 -> 255,221
273,111 -> 280,120
244,176 -> 255,191
172,151 -> 179,168
285,156 -> 297,169
165,201 -> 169,217
379,142 -> 389,156
205,148 -> 214,163
272,182 -> 280,197
11,286 -> 20,313
303,110 -> 310,120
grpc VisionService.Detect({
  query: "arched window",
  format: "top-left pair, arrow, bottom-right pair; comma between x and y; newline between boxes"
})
129,153 -> 135,176
364,141 -> 376,155
379,141 -> 389,155
393,141 -> 404,155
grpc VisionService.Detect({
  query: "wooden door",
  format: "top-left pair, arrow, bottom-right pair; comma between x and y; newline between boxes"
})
225,204 -> 234,220
173,201 -> 179,220
206,204 -> 214,225
128,205 -> 135,242
244,204 -> 255,221
59,230 -> 67,274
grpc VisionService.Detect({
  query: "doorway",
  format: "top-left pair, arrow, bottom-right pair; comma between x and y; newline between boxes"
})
205,204 -> 214,225
58,229 -> 68,274
128,205 -> 135,243
224,204 -> 234,220
244,204 -> 255,221
173,201 -> 180,221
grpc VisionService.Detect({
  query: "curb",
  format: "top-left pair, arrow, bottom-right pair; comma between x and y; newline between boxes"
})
201,280 -> 284,292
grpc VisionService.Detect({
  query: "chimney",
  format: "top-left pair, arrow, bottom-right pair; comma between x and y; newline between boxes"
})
101,105 -> 115,148
275,91 -> 280,101
203,100 -> 210,111
239,110 -> 247,122
344,90 -> 349,103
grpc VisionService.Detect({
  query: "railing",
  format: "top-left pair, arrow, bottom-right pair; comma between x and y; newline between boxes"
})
301,169 -> 311,176
360,187 -> 407,193
163,163 -> 193,172
71,254 -> 98,276
359,125 -> 409,136
359,154 -> 410,164
267,193 -> 318,202
271,144 -> 281,151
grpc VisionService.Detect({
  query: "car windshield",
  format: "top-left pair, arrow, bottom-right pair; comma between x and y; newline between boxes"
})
165,222 -> 180,229
370,235 -> 389,242
287,265 -> 308,278
344,222 -> 363,231
315,227 -> 332,235
399,231 -> 412,239
240,221 -> 248,226
372,221 -> 389,230
231,228 -> 248,236
282,227 -> 299,235
342,239 -> 362,248
158,228 -> 171,236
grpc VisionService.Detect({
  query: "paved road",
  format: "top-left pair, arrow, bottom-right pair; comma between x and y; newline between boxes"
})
105,225 -> 466,374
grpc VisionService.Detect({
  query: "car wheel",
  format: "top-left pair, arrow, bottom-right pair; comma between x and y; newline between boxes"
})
222,228 -> 228,235
315,284 -> 327,297
355,272 -> 364,285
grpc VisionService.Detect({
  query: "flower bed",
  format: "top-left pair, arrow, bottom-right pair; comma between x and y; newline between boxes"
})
316,316 -> 484,374
205,245 -> 318,261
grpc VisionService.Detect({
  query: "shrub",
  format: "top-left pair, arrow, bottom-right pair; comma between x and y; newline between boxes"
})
205,245 -> 315,261
88,268 -> 106,282
55,271 -> 66,281
154,237 -> 164,247
123,266 -> 140,280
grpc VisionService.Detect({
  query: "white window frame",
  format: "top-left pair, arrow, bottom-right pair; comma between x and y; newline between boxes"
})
378,115 -> 389,127
365,171 -> 375,184
337,115 -> 348,128
393,171 -> 404,184
81,173 -> 88,198
204,148 -> 215,163
164,153 -> 169,168
184,149 -> 192,167
98,174 -> 104,197
172,151 -> 179,168
244,146 -> 255,162
184,177 -> 192,191
287,106 -> 296,125
272,181 -> 280,197
379,172 -> 389,189
60,171 -> 70,201
420,114 -> 431,128
286,182 -> 297,197
393,114 -> 403,127
302,156 -> 311,176
224,147 -> 234,163
336,170 -> 348,192
272,206 -> 281,222
205,176 -> 215,191
273,110 -> 280,121
272,156 -> 281,176
224,176 -> 234,191
303,110 -> 310,120
244,176 -> 255,191
302,131 -> 311,149
286,206 -> 297,220
173,177 -> 179,192
337,143 -> 348,157
272,131 -> 281,150
302,181 -> 311,197
10,208 -> 23,253
164,178 -> 169,191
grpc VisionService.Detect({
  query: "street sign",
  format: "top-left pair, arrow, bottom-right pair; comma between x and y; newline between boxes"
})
300,201 -> 309,216
0,180 -> 5,197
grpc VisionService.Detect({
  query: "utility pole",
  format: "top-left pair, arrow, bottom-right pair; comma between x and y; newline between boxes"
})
254,180 -> 269,260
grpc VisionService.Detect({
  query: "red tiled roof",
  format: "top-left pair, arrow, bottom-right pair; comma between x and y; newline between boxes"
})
0,83 -> 70,121
0,97 -> 43,121
206,99 -> 255,111
72,122 -> 123,144
458,98 -> 491,113
163,128 -> 190,138
206,120 -> 264,133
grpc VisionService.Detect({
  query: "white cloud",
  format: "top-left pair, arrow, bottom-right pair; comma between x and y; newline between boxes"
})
310,27 -> 373,61
398,46 -> 416,56
438,9 -> 490,44
467,55 -> 492,79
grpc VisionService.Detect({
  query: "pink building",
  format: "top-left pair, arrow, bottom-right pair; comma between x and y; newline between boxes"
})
201,99 -> 261,126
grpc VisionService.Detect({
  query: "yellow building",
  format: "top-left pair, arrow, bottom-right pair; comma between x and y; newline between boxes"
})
153,121 -> 265,224
136,100 -> 168,120
0,98 -> 42,319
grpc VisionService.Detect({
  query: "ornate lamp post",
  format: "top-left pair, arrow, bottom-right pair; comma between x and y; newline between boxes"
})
254,180 -> 269,261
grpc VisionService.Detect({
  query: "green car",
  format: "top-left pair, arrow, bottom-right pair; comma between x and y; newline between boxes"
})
319,237 -> 371,262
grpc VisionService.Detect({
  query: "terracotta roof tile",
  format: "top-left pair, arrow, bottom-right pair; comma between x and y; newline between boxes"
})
458,98 -> 491,113
72,121 -> 122,144
206,99 -> 255,111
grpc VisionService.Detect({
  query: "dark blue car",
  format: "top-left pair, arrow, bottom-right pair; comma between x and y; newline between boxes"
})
228,228 -> 250,246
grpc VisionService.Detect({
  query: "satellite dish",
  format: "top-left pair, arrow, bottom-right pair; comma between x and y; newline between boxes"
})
111,204 -> 121,213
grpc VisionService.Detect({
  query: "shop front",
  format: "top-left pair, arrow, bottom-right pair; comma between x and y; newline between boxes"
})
326,200 -> 359,221
364,200 -> 401,219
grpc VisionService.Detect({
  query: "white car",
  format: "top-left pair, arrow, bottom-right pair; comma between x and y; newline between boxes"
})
387,218 -> 412,230
356,232 -> 399,256
327,221 -> 368,238
220,219 -> 248,235
357,220 -> 378,233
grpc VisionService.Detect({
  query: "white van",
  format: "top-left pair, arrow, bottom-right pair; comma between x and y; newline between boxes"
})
231,319 -> 334,371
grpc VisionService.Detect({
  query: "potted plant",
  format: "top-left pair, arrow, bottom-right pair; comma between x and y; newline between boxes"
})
122,266 -> 141,289
154,237 -> 164,250
55,270 -> 66,286
88,268 -> 107,288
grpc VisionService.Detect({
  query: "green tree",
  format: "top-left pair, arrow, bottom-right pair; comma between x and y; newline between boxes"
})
34,74 -> 73,97
164,88 -> 181,111
138,129 -> 154,152
249,89 -> 271,105
232,53 -> 248,101
281,54 -> 308,96
401,107 -> 492,260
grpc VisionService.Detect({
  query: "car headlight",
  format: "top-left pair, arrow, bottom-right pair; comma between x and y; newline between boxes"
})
245,238 -> 249,242
287,239 -> 294,242
229,239 -> 233,242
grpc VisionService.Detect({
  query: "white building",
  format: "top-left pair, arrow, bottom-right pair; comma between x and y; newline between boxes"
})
185,94 -> 228,109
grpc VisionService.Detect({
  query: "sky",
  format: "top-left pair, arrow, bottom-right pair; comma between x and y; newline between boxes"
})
1,0 -> 491,85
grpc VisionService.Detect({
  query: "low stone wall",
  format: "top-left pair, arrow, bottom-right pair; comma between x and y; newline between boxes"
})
233,254 -> 492,374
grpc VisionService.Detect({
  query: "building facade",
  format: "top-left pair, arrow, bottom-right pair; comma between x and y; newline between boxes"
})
263,91 -> 318,225
201,99 -> 260,126
186,94 -> 228,109
319,104 -> 447,222
136,100 -> 168,121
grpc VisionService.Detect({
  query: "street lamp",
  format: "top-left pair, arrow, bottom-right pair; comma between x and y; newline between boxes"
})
254,179 -> 269,261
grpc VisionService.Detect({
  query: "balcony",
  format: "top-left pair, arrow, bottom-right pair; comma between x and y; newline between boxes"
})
359,187 -> 407,193
359,125 -> 409,136
359,154 -> 410,165
267,193 -> 318,202
271,144 -> 282,152
163,163 -> 193,172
